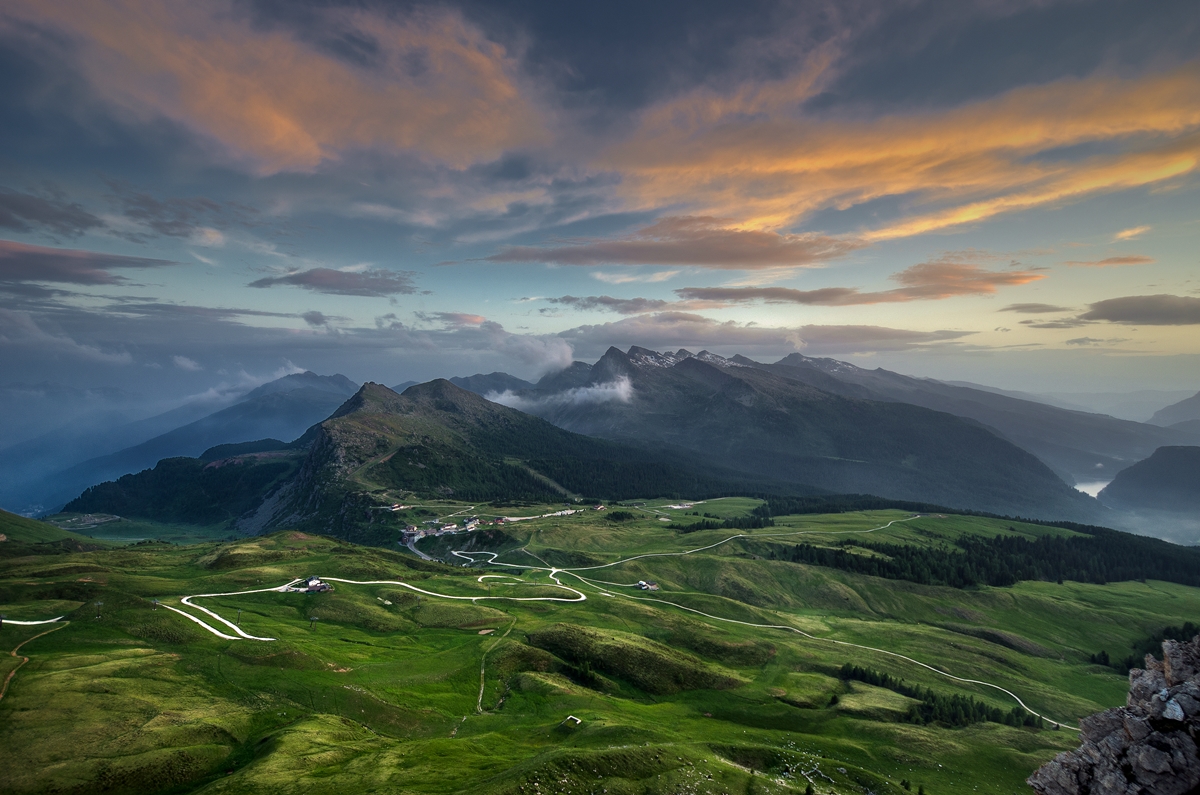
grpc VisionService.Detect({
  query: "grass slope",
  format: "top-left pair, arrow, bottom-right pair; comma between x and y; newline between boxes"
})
262,381 -> 783,544
0,509 -> 86,543
2,503 -> 1196,794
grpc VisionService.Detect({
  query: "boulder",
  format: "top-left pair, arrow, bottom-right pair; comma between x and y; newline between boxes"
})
1029,635 -> 1200,795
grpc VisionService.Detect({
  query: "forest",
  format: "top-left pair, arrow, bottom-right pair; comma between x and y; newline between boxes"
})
63,456 -> 299,525
839,664 -> 1044,728
773,527 -> 1200,589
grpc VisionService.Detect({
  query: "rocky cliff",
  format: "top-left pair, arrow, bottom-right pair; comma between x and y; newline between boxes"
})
1028,635 -> 1200,795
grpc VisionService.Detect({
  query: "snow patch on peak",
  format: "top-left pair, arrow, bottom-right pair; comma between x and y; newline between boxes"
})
627,346 -> 688,368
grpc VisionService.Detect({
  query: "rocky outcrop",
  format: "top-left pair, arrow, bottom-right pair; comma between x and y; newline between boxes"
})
1028,635 -> 1200,795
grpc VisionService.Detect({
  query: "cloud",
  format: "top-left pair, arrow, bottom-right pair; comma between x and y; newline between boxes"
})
0,188 -> 102,238
603,65 -> 1200,235
487,376 -> 633,412
103,183 -> 256,241
1114,225 -> 1151,241
105,301 -> 297,321
1079,294 -> 1200,325
674,260 -> 1044,306
172,354 -> 202,371
248,267 -> 417,297
376,312 -> 574,376
0,239 -> 175,285
1063,255 -> 1154,267
301,311 -> 329,327
2,1 -> 546,173
0,309 -> 133,364
557,311 -> 972,358
999,303 -> 1072,314
422,312 -> 487,327
1065,337 -> 1129,346
1019,318 -> 1092,329
484,216 -> 861,270
593,270 -> 680,285
547,295 -> 671,314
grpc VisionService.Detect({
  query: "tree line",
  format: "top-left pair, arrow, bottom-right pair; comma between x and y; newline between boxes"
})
1092,621 -> 1200,674
669,515 -> 776,533
839,664 -> 1043,728
775,528 -> 1200,589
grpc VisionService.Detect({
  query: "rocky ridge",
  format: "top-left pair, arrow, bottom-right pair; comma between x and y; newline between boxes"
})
1028,635 -> 1200,795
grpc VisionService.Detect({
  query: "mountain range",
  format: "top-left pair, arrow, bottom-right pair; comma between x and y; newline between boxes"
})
491,346 -> 1098,520
232,379 -> 772,543
0,372 -> 358,514
1149,390 -> 1200,433
11,346 -> 1200,543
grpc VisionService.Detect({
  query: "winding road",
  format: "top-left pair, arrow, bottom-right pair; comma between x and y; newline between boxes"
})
154,513 -> 1079,730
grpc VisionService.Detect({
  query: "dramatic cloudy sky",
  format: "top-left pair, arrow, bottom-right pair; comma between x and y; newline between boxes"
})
2,0 -> 1199,407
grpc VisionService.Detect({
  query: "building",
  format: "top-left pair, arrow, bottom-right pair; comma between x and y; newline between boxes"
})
304,576 -> 332,593
636,580 -> 660,591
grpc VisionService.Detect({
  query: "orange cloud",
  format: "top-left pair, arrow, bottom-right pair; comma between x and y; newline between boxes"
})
674,260 -> 1044,306
602,65 -> 1200,236
1114,225 -> 1151,241
484,216 -> 861,270
1063,255 -> 1155,267
2,1 -> 546,173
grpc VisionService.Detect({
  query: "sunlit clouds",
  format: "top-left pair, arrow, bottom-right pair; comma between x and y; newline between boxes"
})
1114,225 -> 1152,241
1,1 -> 1198,394
1,0 -> 547,173
603,66 -> 1200,236
1063,256 -> 1155,267
484,216 -> 861,270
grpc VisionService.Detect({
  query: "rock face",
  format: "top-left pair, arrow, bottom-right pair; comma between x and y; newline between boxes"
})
1028,635 -> 1200,795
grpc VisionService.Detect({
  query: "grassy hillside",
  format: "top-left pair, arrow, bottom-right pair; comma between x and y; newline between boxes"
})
257,381 -> 794,544
2,503 -> 1197,794
0,508 -> 111,560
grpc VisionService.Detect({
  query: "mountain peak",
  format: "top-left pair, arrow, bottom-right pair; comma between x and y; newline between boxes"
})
244,371 -> 360,402
329,382 -> 403,419
627,346 -> 693,368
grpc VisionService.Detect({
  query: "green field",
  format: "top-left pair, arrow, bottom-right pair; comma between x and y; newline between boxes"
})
1,501 -> 1194,794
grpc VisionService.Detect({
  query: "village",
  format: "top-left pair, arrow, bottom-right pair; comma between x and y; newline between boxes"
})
397,503 -> 609,544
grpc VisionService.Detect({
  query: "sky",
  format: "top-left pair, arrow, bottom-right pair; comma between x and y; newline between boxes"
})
1,0 -> 1199,419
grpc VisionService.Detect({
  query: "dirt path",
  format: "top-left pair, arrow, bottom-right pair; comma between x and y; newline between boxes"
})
0,621 -> 68,703
477,620 -> 516,714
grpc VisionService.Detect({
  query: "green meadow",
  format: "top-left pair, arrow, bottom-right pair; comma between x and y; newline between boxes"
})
2,501 -> 1195,794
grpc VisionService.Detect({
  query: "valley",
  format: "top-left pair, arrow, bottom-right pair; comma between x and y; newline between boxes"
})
2,349 -> 1198,793
3,500 -> 1197,794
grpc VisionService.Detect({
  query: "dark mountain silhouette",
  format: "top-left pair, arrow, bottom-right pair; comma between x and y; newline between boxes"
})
392,372 -> 537,397
1149,390 -> 1200,427
449,372 -> 535,395
30,373 -> 359,513
516,347 -> 1099,521
751,353 -> 1198,483
1098,446 -> 1200,513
